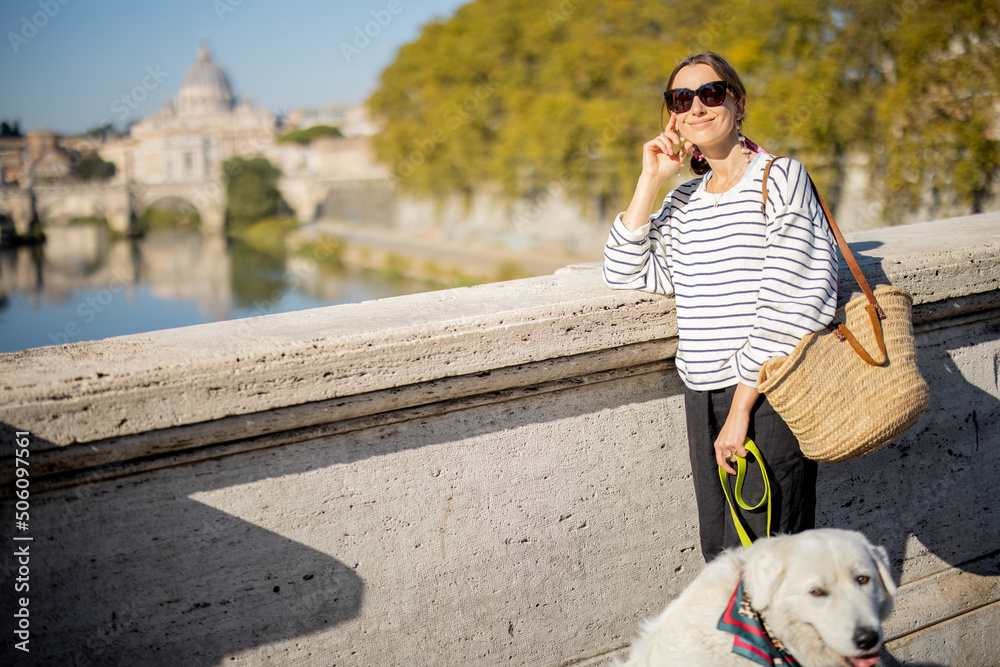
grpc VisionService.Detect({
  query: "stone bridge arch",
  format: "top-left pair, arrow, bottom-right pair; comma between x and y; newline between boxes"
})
0,182 -> 227,237
139,195 -> 205,230
32,183 -> 133,234
131,181 -> 226,235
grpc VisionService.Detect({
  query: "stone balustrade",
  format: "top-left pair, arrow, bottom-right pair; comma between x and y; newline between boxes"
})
0,213 -> 998,666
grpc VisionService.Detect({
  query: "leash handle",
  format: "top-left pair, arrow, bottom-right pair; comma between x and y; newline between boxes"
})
718,438 -> 772,548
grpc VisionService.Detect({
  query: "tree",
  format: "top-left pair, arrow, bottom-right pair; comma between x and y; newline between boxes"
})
74,153 -> 117,181
368,0 -> 1000,223
222,156 -> 284,232
277,125 -> 343,144
77,121 -> 117,142
831,0 -> 1000,216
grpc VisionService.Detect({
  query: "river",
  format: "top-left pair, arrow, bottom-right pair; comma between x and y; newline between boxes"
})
0,224 -> 436,354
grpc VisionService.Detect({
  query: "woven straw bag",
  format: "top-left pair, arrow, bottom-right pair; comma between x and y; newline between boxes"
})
755,159 -> 930,463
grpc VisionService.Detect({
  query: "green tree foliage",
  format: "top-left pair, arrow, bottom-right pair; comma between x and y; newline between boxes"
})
277,125 -> 344,145
369,0 -> 1000,221
73,153 -> 117,181
832,0 -> 1000,215
223,156 -> 284,232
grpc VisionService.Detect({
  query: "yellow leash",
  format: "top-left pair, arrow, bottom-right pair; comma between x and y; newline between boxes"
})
718,438 -> 772,548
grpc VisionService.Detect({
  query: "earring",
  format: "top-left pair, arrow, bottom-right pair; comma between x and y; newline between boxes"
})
737,119 -> 751,163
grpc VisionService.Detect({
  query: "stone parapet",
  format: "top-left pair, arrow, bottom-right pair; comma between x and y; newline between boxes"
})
0,213 -> 998,665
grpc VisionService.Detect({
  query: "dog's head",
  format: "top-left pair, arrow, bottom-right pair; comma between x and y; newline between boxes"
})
742,529 -> 897,667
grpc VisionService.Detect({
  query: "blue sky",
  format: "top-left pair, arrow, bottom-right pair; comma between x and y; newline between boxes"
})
0,0 -> 469,135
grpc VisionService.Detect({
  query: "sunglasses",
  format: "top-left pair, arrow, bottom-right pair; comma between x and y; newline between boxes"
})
663,80 -> 729,114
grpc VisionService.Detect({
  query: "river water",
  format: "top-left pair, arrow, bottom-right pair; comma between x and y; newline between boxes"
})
0,225 -> 434,354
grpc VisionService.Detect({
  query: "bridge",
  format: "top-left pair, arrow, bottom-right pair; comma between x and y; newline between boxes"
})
0,213 -> 998,665
0,180 -> 227,235
0,175 -> 392,238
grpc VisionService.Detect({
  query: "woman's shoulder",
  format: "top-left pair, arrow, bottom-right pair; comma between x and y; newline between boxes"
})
759,154 -> 822,212
761,154 -> 810,184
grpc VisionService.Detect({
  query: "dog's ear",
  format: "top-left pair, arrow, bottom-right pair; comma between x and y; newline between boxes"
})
868,543 -> 897,619
743,537 -> 789,611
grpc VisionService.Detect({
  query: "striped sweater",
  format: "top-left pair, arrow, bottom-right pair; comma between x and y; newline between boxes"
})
603,153 -> 838,390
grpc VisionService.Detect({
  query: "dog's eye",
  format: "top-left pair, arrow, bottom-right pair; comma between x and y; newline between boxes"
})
810,587 -> 827,597
857,575 -> 870,585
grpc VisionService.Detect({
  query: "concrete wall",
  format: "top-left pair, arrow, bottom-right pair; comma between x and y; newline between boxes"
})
0,214 -> 998,666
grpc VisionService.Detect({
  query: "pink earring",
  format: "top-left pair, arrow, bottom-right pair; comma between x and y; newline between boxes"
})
737,119 -> 751,163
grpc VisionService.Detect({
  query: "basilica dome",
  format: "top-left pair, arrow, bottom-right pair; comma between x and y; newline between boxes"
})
177,46 -> 234,116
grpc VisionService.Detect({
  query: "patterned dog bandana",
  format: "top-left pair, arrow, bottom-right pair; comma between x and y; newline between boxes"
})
717,578 -> 801,666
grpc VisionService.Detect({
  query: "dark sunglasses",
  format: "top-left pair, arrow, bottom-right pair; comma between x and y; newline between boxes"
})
663,80 -> 729,114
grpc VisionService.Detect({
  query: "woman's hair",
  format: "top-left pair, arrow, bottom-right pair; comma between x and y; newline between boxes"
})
661,51 -> 748,176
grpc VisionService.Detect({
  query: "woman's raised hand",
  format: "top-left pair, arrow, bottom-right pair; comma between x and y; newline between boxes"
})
641,113 -> 694,184
620,113 -> 696,231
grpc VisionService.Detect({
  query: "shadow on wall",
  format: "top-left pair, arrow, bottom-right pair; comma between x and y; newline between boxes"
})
815,242 -> 1000,582
0,370 -> 666,666
0,428 -> 365,667
879,657 -> 947,667
0,238 -> 995,665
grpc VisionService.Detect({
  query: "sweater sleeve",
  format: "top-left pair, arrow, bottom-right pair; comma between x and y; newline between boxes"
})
602,198 -> 676,297
734,159 -> 839,386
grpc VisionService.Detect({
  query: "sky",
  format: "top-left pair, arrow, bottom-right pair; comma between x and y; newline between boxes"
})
0,0 -> 470,135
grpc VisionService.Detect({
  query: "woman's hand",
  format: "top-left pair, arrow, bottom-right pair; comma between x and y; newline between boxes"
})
641,113 -> 694,184
621,113 -> 695,231
716,383 -> 759,475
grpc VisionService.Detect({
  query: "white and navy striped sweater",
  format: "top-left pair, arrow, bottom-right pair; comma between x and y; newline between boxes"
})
603,153 -> 838,391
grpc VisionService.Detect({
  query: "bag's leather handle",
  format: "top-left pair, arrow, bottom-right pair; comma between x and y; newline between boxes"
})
762,158 -> 888,367
833,303 -> 888,365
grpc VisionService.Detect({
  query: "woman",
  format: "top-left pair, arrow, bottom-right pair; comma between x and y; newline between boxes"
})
603,52 -> 839,561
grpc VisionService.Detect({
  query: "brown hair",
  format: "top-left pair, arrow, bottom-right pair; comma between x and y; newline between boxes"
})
661,52 -> 748,176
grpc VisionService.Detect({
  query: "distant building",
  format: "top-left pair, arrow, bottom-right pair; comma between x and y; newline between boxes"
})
120,46 -> 278,185
0,128 -> 78,185
0,136 -> 28,185
284,104 -> 378,138
27,129 -> 75,180
284,105 -> 349,131
0,45 -> 389,234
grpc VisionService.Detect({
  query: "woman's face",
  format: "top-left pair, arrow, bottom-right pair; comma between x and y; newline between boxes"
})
670,63 -> 743,150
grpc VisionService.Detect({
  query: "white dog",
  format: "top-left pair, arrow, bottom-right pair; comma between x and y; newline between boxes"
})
616,529 -> 896,667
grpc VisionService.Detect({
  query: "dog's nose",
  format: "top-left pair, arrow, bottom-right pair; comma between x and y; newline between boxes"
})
853,627 -> 879,651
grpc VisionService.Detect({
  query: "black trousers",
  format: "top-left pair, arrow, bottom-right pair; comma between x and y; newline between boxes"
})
684,383 -> 818,562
